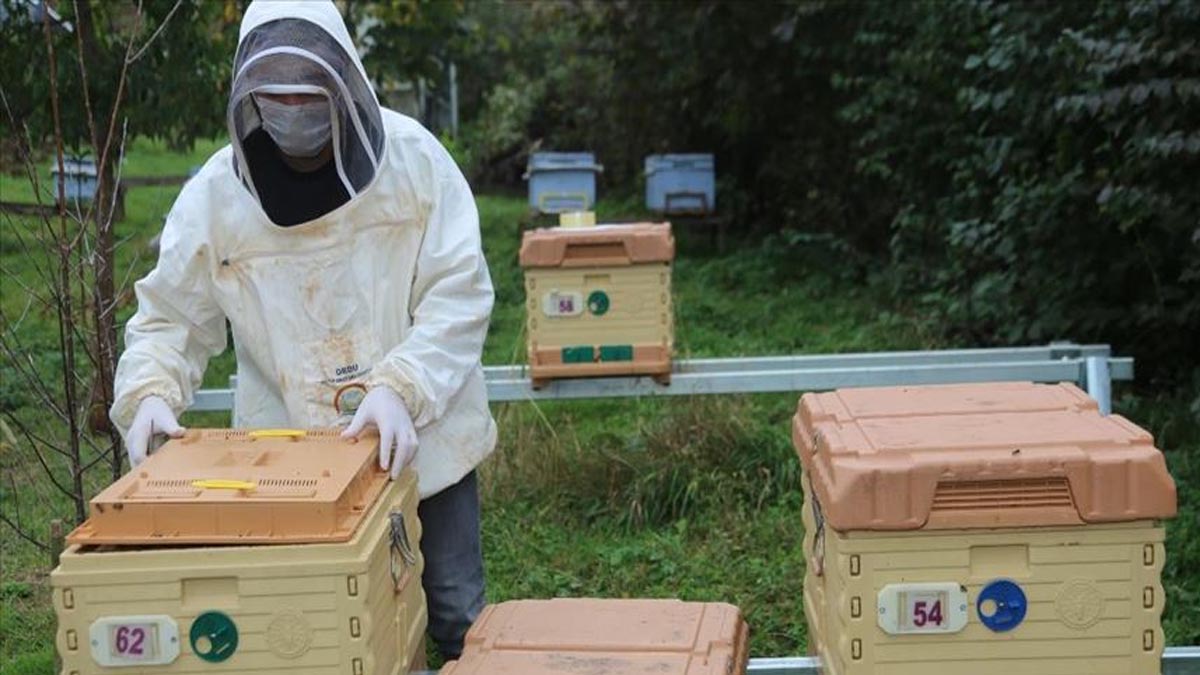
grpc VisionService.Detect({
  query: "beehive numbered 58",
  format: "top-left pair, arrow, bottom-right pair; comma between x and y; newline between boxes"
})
519,221 -> 674,388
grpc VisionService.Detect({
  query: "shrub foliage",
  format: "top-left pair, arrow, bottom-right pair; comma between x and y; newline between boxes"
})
425,0 -> 1200,381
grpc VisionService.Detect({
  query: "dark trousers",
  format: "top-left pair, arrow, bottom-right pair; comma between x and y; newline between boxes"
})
417,470 -> 486,661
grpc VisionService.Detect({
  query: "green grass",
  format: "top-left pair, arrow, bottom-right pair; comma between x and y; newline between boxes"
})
2,140 -> 1198,675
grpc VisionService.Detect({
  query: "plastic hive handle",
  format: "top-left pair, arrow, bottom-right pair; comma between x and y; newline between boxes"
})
248,429 -> 306,439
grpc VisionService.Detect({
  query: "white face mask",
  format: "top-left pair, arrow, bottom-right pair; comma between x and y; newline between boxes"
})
254,95 -> 332,158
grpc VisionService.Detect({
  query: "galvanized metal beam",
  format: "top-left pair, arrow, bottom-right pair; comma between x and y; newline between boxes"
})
485,358 -> 1133,403
1166,647 -> 1200,674
191,388 -> 235,412
743,648 -> 1200,674
486,343 -> 1119,379
413,648 -> 1200,675
187,343 -> 1133,413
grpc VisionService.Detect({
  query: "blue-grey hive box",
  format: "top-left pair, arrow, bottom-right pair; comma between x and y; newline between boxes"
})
50,156 -> 98,203
525,152 -> 603,214
645,154 -> 715,214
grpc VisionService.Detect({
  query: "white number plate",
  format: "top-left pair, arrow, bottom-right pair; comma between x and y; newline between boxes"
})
89,615 -> 180,667
542,291 -> 584,318
877,583 -> 969,635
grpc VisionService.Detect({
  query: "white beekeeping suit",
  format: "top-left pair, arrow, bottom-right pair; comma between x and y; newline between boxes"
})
110,0 -> 496,498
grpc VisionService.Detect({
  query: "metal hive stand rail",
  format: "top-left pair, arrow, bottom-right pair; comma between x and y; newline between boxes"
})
191,342 -> 1131,414
744,649 -> 1200,674
414,648 -> 1200,675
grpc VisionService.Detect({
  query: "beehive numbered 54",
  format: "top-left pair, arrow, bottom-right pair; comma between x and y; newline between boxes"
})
793,382 -> 1177,675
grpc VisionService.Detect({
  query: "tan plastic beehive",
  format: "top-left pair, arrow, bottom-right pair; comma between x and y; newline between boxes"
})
793,382 -> 1178,675
519,222 -> 674,387
440,599 -> 749,675
52,462 -> 426,675
68,429 -> 388,545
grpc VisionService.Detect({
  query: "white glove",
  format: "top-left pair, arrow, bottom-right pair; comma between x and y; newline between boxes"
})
126,395 -> 186,467
341,386 -> 417,479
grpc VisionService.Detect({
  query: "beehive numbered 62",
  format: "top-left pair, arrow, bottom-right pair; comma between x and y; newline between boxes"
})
52,429 -> 426,675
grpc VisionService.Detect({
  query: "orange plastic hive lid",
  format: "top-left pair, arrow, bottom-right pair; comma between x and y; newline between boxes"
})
519,222 -> 674,268
67,428 -> 387,545
793,382 -> 1178,531
441,599 -> 749,675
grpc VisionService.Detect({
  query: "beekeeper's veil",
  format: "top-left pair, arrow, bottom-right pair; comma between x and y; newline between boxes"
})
227,0 -> 385,202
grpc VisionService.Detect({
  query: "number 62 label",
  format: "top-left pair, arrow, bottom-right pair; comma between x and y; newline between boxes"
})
878,583 -> 969,635
89,615 -> 180,667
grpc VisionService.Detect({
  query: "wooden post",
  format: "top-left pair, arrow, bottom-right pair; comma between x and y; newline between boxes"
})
49,519 -> 65,569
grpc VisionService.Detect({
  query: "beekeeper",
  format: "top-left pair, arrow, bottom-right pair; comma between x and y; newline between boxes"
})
109,0 -> 495,660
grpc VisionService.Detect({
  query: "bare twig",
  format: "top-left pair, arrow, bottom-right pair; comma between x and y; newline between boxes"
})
0,325 -> 72,425
0,86 -> 48,205
74,0 -> 140,478
42,4 -> 87,522
127,0 -> 185,65
0,216 -> 59,299
0,286 -> 37,332
0,511 -> 51,553
0,262 -> 52,309
1,412 -> 77,498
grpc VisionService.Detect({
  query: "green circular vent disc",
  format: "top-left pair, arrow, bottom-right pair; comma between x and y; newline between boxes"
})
190,611 -> 238,663
588,290 -> 610,316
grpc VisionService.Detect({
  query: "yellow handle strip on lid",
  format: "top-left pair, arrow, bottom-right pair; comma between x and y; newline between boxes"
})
192,479 -> 257,491
248,429 -> 306,439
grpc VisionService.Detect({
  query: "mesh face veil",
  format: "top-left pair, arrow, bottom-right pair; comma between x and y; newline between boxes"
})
228,16 -> 385,203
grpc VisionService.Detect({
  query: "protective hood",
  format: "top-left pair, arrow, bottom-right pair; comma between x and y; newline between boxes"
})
227,0 -> 385,204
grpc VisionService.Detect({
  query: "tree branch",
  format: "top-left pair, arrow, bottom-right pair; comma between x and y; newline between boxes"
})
0,511 -> 51,553
127,0 -> 185,65
1,411 -> 77,498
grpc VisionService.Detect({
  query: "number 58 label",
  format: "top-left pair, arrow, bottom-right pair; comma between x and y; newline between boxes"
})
878,583 -> 969,635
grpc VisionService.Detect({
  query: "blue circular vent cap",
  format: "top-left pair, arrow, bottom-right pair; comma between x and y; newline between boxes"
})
977,579 -> 1027,632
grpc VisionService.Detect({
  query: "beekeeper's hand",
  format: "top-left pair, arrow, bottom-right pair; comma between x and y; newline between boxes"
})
341,386 -> 417,479
126,395 -> 186,467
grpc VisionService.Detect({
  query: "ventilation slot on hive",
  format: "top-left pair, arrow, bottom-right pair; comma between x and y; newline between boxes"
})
124,479 -> 201,500
253,478 -> 319,498
203,430 -> 252,441
305,429 -> 343,440
932,478 -> 1075,512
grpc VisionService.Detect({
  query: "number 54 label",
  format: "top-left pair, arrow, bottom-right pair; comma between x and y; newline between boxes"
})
878,583 -> 969,635
89,615 -> 180,667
